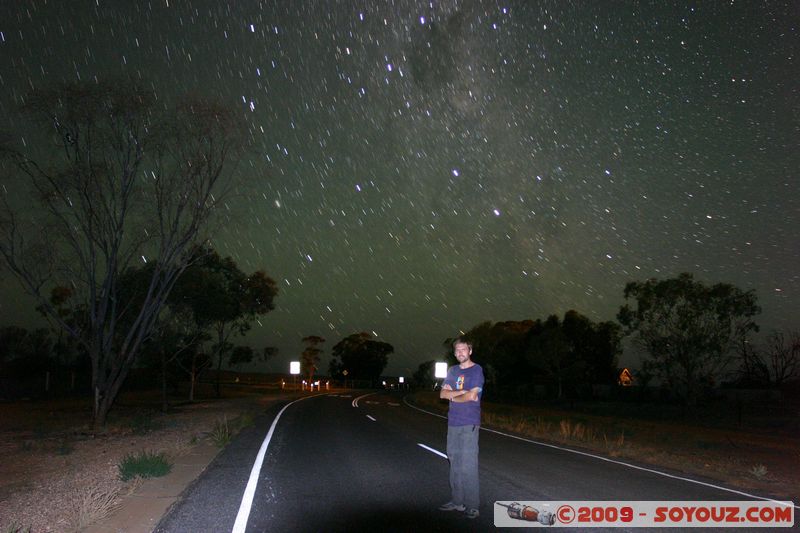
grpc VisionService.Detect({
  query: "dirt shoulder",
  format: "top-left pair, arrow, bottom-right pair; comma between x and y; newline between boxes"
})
0,388 -> 287,533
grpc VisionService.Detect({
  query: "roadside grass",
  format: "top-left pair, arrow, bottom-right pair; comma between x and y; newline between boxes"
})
118,450 -> 172,481
70,482 -> 123,530
209,412 -> 256,448
210,416 -> 232,448
409,390 -> 799,493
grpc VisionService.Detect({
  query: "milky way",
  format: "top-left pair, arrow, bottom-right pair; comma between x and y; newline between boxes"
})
1,1 -> 797,375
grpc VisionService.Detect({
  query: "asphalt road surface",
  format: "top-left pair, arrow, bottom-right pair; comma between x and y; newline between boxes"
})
156,391 -> 796,532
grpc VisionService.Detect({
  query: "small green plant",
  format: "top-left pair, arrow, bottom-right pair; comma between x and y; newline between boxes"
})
210,417 -> 231,448
749,464 -> 768,479
118,451 -> 172,481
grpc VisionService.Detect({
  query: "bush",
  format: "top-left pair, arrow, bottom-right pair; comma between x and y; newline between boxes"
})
118,451 -> 172,481
210,417 -> 231,448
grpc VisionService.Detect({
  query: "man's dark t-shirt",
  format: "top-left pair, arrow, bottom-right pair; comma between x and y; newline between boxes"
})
444,363 -> 484,427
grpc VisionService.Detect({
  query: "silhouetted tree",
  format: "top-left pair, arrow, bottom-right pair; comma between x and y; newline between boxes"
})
169,249 -> 278,396
329,332 -> 393,382
412,360 -> 437,389
0,80 -> 246,428
0,326 -> 54,375
618,273 -> 760,405
301,335 -> 325,383
738,330 -> 800,386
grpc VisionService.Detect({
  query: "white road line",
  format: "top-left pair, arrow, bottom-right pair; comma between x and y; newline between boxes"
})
367,415 -> 376,422
402,396 -> 797,509
352,391 -> 379,408
417,442 -> 448,459
231,395 -> 318,533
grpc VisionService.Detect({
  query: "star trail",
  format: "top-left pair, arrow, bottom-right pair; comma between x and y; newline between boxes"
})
1,1 -> 797,375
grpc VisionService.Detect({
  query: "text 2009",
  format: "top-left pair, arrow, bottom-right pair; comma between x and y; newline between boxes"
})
566,506 -> 634,523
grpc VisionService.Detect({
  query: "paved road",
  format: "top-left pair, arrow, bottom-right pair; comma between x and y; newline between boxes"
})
156,391 -> 796,532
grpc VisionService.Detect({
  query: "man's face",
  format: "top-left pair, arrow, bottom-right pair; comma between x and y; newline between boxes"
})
454,342 -> 472,364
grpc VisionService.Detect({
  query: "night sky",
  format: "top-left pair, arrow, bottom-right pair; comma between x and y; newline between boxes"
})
1,1 -> 797,376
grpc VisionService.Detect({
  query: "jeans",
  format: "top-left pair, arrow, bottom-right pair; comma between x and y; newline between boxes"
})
446,424 -> 480,509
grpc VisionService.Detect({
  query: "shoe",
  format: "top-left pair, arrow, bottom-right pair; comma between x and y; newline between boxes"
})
465,508 -> 480,519
439,502 -> 466,512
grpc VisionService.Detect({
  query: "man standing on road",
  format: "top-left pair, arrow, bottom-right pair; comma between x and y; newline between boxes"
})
438,336 -> 484,519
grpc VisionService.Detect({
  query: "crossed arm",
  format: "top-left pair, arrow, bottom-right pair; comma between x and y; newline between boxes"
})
440,384 -> 480,402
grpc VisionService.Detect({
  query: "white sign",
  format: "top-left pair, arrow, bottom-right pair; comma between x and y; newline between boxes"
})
434,362 -> 448,379
399,377 -> 404,384
289,361 -> 300,375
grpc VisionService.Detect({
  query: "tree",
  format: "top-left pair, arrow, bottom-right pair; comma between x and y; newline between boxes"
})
761,331 -> 800,385
329,332 -> 393,382
0,80 -> 245,428
738,330 -> 800,386
412,360 -> 437,389
300,335 -> 325,384
618,273 -> 760,404
0,325 -> 54,375
169,249 -> 278,396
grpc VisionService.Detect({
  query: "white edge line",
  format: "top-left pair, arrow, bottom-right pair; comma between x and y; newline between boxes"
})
231,394 -> 322,533
418,442 -> 448,459
366,415 -> 376,422
402,396 -> 797,510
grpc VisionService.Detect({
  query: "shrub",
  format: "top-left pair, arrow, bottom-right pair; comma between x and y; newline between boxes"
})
749,464 -> 768,479
118,451 -> 172,481
210,417 -> 231,448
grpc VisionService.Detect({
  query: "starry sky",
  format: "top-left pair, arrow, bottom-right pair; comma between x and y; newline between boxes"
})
1,1 -> 798,376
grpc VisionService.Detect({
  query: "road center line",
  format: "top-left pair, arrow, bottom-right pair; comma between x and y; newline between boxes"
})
352,391 -> 379,407
417,442 -> 448,459
231,395 -> 320,533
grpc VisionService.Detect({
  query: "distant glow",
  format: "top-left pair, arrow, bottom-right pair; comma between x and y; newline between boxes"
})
452,169 -> 460,177
493,209 -> 501,216
420,16 -> 426,24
